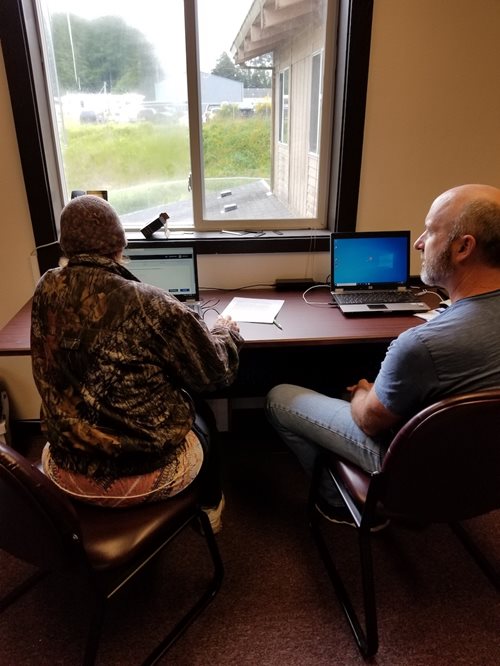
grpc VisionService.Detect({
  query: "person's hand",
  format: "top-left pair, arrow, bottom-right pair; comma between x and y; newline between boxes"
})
346,378 -> 373,398
214,314 -> 240,333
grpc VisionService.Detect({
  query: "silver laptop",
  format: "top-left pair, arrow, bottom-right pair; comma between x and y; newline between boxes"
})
330,231 -> 430,316
126,245 -> 202,314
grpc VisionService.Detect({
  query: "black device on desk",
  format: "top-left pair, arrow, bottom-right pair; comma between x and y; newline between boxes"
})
330,231 -> 430,316
140,212 -> 169,239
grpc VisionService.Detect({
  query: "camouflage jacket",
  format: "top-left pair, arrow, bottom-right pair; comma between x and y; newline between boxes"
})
31,254 -> 243,478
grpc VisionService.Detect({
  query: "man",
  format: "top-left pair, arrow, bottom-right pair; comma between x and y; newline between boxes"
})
266,184 -> 500,525
32,195 -> 242,532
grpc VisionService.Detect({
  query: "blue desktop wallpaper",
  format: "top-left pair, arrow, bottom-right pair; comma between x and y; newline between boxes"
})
333,236 -> 408,285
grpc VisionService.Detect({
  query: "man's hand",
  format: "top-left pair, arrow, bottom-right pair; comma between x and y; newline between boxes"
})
348,378 -> 401,437
347,378 -> 373,397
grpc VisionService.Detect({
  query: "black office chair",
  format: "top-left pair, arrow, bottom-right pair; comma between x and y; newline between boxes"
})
308,389 -> 500,658
0,441 -> 223,665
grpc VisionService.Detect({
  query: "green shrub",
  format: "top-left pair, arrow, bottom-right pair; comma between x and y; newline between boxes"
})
203,116 -> 271,177
62,115 -> 271,214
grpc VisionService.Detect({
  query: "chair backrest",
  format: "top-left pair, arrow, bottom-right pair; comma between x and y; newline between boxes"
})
0,443 -> 84,569
378,389 -> 500,523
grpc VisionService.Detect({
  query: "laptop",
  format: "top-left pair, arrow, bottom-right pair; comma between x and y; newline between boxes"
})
330,231 -> 430,315
126,245 -> 202,314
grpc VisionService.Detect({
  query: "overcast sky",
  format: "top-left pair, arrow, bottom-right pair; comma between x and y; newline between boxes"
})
45,0 -> 251,72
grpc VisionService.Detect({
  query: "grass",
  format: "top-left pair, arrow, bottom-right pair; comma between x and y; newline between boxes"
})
62,117 -> 271,214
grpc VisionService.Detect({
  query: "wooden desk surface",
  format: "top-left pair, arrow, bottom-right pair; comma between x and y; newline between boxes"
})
0,288 -> 430,356
204,288 -> 426,348
0,300 -> 32,356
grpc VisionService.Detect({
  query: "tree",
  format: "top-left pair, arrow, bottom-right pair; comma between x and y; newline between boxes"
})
211,52 -> 272,89
51,14 -> 160,97
211,52 -> 240,81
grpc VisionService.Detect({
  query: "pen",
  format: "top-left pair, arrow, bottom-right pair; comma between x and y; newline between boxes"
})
221,229 -> 245,236
273,319 -> 283,330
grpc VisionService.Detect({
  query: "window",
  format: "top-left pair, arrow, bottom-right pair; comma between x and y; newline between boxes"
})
279,69 -> 290,145
309,52 -> 322,154
13,0 -> 337,230
1,0 -> 373,268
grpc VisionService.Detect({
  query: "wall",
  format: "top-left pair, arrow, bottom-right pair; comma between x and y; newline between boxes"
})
357,0 -> 500,274
2,0 -> 500,417
0,43 -> 40,420
0,45 -> 37,328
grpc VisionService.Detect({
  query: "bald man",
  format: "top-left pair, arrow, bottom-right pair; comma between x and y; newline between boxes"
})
266,184 -> 500,525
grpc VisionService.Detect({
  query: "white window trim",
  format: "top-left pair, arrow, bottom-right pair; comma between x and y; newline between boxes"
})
279,67 -> 290,146
309,51 -> 323,156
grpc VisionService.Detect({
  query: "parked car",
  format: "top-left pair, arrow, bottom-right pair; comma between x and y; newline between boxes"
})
202,103 -> 222,122
137,103 -> 178,123
238,101 -> 254,118
79,109 -> 105,124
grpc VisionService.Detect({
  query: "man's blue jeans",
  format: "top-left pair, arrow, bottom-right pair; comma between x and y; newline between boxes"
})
266,384 -> 389,507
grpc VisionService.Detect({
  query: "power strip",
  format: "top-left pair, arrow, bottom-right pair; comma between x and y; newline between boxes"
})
275,278 -> 315,291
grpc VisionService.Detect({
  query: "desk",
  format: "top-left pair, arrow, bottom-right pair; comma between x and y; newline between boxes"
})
203,288 -> 425,347
0,301 -> 33,356
1,288 -> 435,402
0,289 -> 428,356
203,289 -> 431,396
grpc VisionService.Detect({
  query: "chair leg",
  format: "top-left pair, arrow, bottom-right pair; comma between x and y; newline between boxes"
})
142,510 -> 224,666
82,509 -> 223,666
358,526 -> 378,656
83,596 -> 107,666
308,457 -> 378,658
450,521 -> 499,590
309,506 -> 379,658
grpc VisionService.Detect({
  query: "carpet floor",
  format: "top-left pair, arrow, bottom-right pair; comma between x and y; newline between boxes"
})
1,417 -> 499,665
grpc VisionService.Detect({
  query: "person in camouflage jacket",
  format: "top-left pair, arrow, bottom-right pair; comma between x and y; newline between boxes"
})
31,195 -> 243,514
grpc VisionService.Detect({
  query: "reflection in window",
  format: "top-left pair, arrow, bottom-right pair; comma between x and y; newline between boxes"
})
34,0 -> 333,229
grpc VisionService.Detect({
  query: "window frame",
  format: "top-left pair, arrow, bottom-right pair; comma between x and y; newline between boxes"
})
309,51 -> 322,155
278,67 -> 290,145
0,0 -> 374,274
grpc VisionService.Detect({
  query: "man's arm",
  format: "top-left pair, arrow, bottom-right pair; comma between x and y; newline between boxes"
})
348,378 -> 402,437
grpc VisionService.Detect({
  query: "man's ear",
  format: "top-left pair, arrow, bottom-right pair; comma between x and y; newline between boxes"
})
455,234 -> 476,261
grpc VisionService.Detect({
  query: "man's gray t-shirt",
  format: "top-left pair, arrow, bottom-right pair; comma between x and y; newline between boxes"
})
374,289 -> 500,419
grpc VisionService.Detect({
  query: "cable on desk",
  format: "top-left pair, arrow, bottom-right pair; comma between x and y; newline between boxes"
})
200,283 -> 275,291
302,283 -> 334,306
414,288 -> 442,298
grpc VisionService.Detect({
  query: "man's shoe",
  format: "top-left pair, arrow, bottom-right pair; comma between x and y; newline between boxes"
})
315,497 -> 389,533
201,493 -> 225,534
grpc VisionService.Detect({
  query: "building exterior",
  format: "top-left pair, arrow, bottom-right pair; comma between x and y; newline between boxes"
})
232,0 -> 328,218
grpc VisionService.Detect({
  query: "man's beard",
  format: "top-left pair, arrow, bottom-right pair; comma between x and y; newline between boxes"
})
420,243 -> 453,287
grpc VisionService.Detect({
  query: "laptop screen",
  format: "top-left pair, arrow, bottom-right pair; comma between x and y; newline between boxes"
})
331,231 -> 410,290
126,245 -> 199,301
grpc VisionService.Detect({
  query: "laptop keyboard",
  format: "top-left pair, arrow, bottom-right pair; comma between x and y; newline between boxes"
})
335,290 -> 416,305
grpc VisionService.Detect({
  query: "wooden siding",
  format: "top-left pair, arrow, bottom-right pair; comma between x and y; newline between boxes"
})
273,21 -> 324,217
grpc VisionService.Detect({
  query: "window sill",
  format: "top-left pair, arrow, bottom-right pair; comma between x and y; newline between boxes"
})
126,229 -> 331,254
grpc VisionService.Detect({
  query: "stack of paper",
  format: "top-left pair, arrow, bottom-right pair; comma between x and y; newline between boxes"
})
221,297 -> 284,324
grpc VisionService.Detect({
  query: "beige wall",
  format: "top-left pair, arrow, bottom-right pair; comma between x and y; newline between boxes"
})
0,44 -> 40,419
0,44 -> 37,329
358,0 -> 500,274
2,0 -> 500,417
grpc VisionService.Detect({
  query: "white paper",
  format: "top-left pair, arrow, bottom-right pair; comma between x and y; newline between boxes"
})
221,297 -> 285,324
